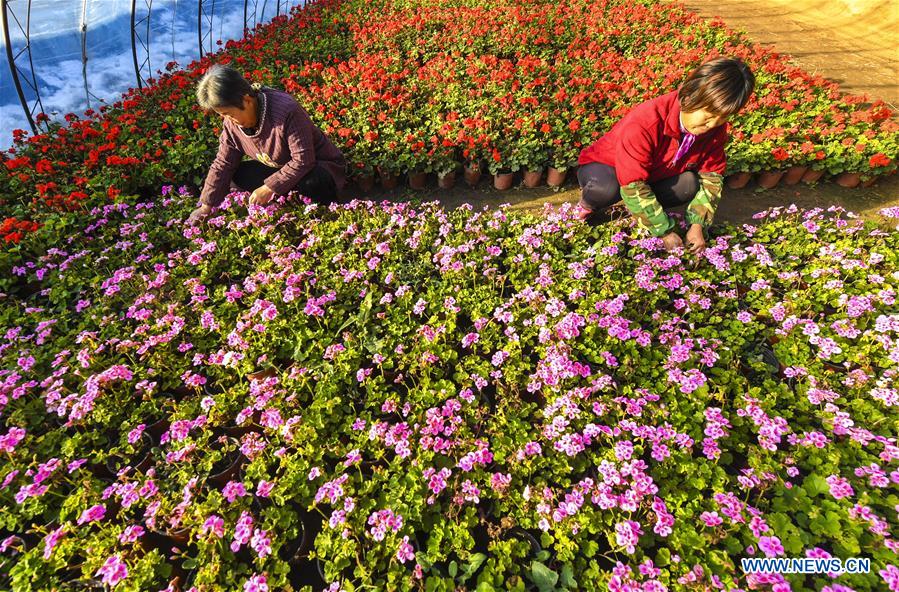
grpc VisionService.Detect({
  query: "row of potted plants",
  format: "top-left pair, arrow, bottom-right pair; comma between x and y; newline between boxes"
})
351,162 -> 570,192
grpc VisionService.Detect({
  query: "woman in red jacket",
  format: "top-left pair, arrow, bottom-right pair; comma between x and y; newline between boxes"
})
576,57 -> 755,254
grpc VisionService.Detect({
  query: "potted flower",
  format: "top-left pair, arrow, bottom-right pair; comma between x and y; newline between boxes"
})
547,145 -> 578,188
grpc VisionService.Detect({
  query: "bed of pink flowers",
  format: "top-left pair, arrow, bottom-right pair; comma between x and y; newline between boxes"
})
1,190 -> 898,592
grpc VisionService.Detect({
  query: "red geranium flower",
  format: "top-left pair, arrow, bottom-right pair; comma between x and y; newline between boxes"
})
869,153 -> 891,168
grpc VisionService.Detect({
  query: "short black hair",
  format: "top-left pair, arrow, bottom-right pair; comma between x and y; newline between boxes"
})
679,57 -> 755,116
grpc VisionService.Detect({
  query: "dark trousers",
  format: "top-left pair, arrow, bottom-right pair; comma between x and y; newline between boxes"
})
231,160 -> 338,204
577,162 -> 699,212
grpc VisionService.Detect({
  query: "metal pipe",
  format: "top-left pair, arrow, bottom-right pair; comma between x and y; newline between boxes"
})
144,0 -> 152,77
197,0 -> 203,58
80,0 -> 90,109
0,0 -> 36,133
131,0 -> 142,89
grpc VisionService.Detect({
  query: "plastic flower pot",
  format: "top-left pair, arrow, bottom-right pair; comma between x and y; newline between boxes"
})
285,511 -> 328,589
289,561 -> 327,590
408,171 -> 429,190
145,416 -> 171,441
161,386 -> 192,402
781,165 -> 808,185
202,381 -> 224,398
145,525 -> 191,553
822,361 -> 849,373
834,172 -> 861,188
216,409 -> 262,438
464,162 -> 482,187
355,174 -> 375,192
316,557 -> 354,586
493,172 -> 515,191
438,170 -> 457,190
758,344 -> 782,376
726,172 -> 752,189
801,168 -> 825,184
502,527 -> 541,558
281,510 -> 321,566
377,167 -> 399,190
756,170 -> 784,189
208,444 -> 245,486
546,166 -> 567,187
105,432 -> 155,476
522,168 -> 544,188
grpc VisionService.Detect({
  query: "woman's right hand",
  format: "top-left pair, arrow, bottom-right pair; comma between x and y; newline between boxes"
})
187,204 -> 213,226
661,231 -> 684,252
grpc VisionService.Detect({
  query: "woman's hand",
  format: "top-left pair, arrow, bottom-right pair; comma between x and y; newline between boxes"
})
661,231 -> 684,252
686,224 -> 707,255
249,185 -> 275,207
187,204 -> 213,226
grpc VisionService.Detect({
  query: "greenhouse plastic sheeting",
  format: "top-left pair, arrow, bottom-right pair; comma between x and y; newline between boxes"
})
1,0 -> 304,146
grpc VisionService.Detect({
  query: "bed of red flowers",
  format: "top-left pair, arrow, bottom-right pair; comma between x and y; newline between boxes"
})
0,0 -> 896,248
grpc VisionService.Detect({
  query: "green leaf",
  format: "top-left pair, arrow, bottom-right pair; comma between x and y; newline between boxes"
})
803,474 -> 829,497
531,560 -> 559,592
559,563 -> 576,588
448,560 -> 458,578
655,547 -> 671,566
461,554 -> 487,582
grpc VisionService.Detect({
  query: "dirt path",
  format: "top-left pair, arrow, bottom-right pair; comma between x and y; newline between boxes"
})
370,171 -> 899,227
679,0 -> 898,107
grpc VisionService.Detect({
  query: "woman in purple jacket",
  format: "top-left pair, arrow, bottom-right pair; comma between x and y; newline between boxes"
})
187,65 -> 347,225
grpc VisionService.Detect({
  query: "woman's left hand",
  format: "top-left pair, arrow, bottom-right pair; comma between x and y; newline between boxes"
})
249,185 -> 275,206
686,224 -> 707,255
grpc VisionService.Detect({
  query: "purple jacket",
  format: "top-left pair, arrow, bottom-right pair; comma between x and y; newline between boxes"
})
199,88 -> 347,207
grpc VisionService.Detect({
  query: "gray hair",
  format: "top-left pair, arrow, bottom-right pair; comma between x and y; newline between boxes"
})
196,64 -> 255,110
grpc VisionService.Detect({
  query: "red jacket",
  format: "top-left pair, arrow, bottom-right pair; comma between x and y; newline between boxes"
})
578,91 -> 727,186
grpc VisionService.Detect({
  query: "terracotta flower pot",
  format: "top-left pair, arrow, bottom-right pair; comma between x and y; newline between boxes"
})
437,170 -> 457,190
522,168 -> 544,188
377,167 -> 399,190
860,176 -> 879,187
834,172 -> 861,188
546,167 -> 567,187
781,165 -> 808,186
493,172 -> 515,191
801,168 -> 825,184
726,172 -> 752,189
756,170 -> 784,190
355,174 -> 375,192
464,162 -> 482,187
408,171 -> 428,190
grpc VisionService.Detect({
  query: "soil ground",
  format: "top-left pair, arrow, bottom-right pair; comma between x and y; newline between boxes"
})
358,171 -> 899,226
391,0 -> 899,226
